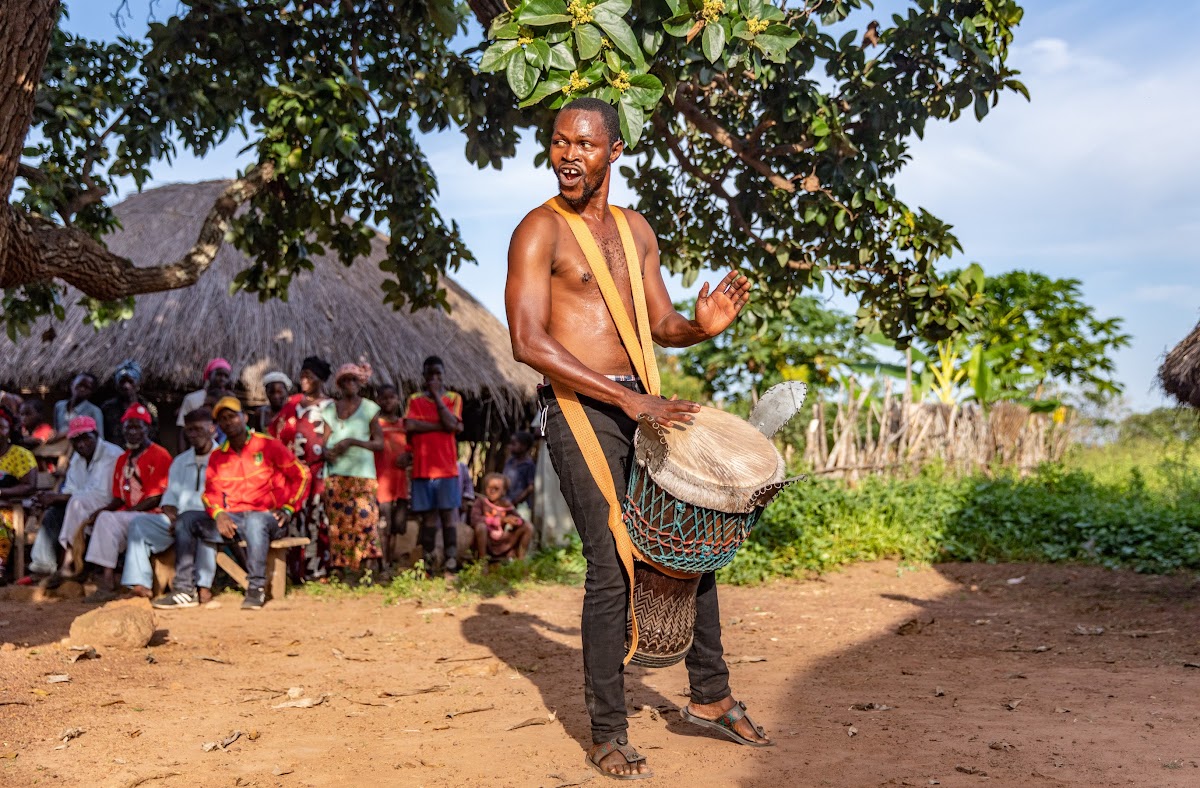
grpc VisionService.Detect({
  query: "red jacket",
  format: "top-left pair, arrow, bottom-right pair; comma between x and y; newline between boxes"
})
203,430 -> 310,517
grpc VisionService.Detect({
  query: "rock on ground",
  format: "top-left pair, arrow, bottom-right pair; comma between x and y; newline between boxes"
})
69,598 -> 156,649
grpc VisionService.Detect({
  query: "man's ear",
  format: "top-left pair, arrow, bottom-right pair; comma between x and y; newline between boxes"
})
610,138 -> 624,162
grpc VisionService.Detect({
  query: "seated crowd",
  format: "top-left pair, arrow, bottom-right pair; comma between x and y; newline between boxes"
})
0,354 -> 536,609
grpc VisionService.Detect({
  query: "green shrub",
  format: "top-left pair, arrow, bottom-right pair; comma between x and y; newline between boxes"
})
719,461 -> 1200,584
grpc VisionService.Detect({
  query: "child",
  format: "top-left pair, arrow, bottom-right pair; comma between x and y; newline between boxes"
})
502,431 -> 537,525
373,384 -> 411,571
470,473 -> 533,563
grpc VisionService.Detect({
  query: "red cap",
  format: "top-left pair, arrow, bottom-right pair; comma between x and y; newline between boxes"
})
121,404 -> 153,424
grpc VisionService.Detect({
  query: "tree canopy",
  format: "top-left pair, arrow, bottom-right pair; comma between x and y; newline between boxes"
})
2,0 -> 1027,341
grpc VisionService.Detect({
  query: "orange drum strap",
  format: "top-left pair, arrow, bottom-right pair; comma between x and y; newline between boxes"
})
544,197 -> 692,665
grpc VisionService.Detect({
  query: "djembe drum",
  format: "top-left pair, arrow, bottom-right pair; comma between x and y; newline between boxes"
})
622,383 -> 806,667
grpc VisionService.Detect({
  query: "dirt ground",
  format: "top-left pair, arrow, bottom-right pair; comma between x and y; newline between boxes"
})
1,561 -> 1198,788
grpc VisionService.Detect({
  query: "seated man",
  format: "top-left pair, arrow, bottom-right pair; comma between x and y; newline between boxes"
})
470,473 -> 533,563
205,397 -> 309,610
84,404 -> 172,603
122,408 -> 220,605
33,417 -> 123,582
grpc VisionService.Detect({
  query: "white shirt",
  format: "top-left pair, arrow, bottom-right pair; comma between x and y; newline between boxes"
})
62,440 -> 123,497
177,389 -> 208,426
161,444 -> 216,513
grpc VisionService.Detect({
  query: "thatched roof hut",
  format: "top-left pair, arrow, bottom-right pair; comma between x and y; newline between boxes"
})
0,180 -> 539,435
1159,320 -> 1200,409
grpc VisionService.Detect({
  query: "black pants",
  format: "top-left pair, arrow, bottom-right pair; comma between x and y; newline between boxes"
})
542,382 -> 730,744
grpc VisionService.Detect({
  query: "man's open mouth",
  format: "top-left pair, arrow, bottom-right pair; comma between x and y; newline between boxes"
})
557,165 -> 583,187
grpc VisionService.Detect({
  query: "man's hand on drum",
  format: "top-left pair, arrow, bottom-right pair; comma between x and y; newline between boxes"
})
626,393 -> 700,429
694,270 -> 751,338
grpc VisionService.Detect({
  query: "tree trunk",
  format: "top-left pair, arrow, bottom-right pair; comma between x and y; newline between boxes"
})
0,0 -> 58,283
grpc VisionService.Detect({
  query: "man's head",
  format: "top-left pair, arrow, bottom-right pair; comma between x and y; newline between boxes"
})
212,396 -> 246,439
70,373 -> 96,402
120,403 -> 152,450
552,98 -> 623,208
262,371 -> 292,410
422,356 -> 445,387
508,431 -> 534,457
67,416 -> 99,460
204,358 -> 233,392
183,407 -> 216,454
114,360 -> 142,400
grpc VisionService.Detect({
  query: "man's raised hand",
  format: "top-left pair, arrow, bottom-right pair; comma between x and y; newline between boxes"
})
694,270 -> 751,338
627,393 -> 700,429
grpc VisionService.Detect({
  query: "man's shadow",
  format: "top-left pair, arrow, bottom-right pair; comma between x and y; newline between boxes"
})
460,602 -> 681,746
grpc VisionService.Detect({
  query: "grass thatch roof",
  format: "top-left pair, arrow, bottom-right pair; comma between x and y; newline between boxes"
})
0,180 -> 538,419
1159,319 -> 1200,408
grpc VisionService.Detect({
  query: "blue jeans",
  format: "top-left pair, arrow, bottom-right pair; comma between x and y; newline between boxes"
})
226,511 -> 284,590
172,511 -> 220,595
120,513 -> 172,589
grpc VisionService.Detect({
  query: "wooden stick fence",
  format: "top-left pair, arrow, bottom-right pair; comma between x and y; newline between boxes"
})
799,382 -> 1072,481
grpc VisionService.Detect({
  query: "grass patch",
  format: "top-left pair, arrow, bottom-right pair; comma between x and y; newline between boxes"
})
296,537 -> 586,605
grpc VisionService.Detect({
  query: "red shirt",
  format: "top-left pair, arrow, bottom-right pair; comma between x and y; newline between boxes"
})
204,430 -> 310,516
273,394 -> 330,494
111,443 -> 172,512
375,415 -> 410,503
404,392 -> 461,480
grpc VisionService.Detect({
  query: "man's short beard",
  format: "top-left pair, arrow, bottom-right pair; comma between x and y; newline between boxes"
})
560,164 -> 607,208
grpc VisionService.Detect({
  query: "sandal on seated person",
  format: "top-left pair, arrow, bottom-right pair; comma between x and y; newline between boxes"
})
586,737 -> 653,780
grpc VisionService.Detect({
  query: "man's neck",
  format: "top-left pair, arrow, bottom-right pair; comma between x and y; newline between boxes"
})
194,443 -> 213,457
228,430 -> 249,452
560,179 -> 611,223
128,441 -> 149,456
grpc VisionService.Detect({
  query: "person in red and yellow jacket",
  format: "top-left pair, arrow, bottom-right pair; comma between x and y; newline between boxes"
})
205,397 -> 309,609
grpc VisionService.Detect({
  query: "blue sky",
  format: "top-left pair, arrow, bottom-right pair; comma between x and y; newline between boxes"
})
61,1 -> 1200,411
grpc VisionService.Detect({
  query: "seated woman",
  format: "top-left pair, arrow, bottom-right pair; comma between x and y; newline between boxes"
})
469,473 -> 533,564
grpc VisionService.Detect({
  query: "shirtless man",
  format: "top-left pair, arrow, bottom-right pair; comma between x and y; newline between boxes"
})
506,98 -> 767,780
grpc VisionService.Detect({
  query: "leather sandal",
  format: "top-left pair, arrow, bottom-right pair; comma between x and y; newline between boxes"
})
681,700 -> 774,747
586,737 -> 654,780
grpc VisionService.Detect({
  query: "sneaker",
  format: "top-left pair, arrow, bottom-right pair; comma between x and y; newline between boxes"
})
151,590 -> 199,609
241,587 -> 266,610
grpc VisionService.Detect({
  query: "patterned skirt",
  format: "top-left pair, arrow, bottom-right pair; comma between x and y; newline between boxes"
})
0,508 -> 15,574
325,475 -> 381,570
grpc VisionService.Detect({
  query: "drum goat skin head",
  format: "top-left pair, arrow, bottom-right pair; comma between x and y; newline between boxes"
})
635,405 -> 786,513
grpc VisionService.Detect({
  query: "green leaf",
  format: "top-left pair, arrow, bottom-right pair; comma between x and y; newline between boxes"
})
745,0 -> 765,18
507,51 -> 536,99
519,70 -> 571,107
662,15 -> 696,37
547,41 -> 577,70
594,0 -> 632,16
810,116 -> 830,136
526,39 -> 552,69
702,20 -> 726,63
618,94 -> 647,147
518,0 -> 569,25
624,73 -> 664,108
593,9 -> 646,70
523,12 -> 572,26
576,23 -> 603,60
974,91 -> 989,120
490,21 -> 521,39
479,40 -> 521,73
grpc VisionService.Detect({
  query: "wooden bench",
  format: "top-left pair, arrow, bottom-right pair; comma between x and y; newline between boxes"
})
151,537 -> 310,601
11,471 -> 64,580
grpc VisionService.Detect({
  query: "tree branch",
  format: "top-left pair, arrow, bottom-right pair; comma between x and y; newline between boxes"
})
1,161 -> 275,297
658,119 -> 776,256
672,93 -> 796,193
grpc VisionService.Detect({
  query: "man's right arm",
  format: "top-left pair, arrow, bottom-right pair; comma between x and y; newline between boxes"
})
505,209 -> 698,427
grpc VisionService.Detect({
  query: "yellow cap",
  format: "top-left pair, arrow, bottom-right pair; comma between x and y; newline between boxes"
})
212,396 -> 243,418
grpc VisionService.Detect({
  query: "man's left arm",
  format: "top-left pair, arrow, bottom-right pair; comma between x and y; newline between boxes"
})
634,212 -> 751,348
